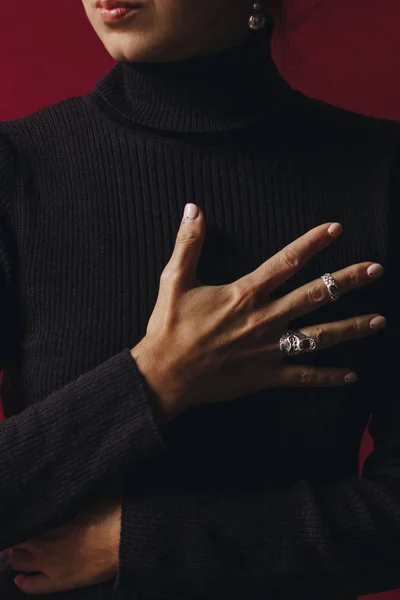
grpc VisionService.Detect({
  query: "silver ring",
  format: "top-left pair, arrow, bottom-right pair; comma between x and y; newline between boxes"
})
321,272 -> 340,302
279,329 -> 317,356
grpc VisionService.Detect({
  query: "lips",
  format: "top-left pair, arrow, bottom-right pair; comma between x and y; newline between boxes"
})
96,0 -> 140,8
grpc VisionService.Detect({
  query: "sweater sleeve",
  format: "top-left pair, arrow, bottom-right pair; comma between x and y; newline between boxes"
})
117,391 -> 400,600
0,349 -> 165,551
0,132 -> 165,551
116,149 -> 400,599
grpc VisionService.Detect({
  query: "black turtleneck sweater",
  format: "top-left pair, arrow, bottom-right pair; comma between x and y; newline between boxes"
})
0,28 -> 400,600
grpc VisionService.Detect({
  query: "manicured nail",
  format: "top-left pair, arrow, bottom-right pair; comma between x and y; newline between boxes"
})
184,203 -> 199,220
367,263 -> 384,278
370,316 -> 386,330
344,372 -> 358,384
328,223 -> 343,236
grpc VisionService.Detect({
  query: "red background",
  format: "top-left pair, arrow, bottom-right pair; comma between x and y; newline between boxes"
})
0,0 -> 399,598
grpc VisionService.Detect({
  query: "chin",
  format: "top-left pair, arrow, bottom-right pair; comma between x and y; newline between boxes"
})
100,34 -> 176,63
97,23 -> 203,63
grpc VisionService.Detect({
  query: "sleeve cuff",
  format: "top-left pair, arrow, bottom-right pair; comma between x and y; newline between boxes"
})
110,348 -> 167,465
117,492 -> 168,596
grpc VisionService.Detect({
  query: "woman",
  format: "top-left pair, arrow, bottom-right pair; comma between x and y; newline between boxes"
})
0,0 -> 399,598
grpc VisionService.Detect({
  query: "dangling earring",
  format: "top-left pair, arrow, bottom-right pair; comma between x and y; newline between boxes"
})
248,1 -> 267,30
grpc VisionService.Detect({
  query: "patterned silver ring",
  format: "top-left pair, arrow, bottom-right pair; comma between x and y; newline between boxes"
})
279,330 -> 317,357
321,272 -> 340,302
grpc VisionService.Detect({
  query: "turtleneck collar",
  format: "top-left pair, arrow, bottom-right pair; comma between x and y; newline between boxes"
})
91,23 -> 293,134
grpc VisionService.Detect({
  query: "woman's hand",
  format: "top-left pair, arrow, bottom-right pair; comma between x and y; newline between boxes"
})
132,203 -> 385,421
9,497 -> 121,595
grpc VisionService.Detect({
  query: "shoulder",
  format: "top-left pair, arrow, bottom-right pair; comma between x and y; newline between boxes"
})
0,125 -> 15,185
0,95 -> 92,159
286,90 -> 400,154
0,95 -> 91,219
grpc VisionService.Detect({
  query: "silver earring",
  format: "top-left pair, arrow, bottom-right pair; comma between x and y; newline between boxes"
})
248,1 -> 267,30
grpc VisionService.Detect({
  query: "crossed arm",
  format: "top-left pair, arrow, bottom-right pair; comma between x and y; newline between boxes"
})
3,344 -> 399,600
117,396 -> 400,599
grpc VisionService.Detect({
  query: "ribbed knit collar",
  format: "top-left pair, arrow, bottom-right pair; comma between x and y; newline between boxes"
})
92,23 -> 293,134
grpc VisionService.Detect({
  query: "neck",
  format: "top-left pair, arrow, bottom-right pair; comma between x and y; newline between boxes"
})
92,24 -> 293,134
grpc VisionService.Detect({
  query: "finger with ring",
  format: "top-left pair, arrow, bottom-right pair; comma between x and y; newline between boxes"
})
273,261 -> 384,322
276,313 -> 386,360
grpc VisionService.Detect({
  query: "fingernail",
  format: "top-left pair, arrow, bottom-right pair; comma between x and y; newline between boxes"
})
184,203 -> 199,220
370,316 -> 386,330
367,263 -> 384,278
344,372 -> 358,384
328,223 -> 343,236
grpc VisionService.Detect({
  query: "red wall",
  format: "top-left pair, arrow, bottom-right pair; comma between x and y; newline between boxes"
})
0,1 -> 399,598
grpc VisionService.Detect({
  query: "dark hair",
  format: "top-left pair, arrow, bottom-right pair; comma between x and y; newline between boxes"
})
278,0 -> 326,30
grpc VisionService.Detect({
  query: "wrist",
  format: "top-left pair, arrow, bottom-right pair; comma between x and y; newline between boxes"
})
130,338 -> 186,424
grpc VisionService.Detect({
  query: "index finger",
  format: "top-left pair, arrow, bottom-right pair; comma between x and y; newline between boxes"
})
240,222 -> 343,295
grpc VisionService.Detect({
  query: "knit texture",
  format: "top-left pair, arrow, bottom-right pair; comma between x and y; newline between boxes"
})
0,27 -> 399,600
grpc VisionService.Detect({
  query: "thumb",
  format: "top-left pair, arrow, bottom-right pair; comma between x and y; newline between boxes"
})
167,203 -> 205,288
14,573 -> 57,595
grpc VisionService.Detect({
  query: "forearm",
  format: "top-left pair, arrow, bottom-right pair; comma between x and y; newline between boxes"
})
117,455 -> 400,599
0,349 -> 164,550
